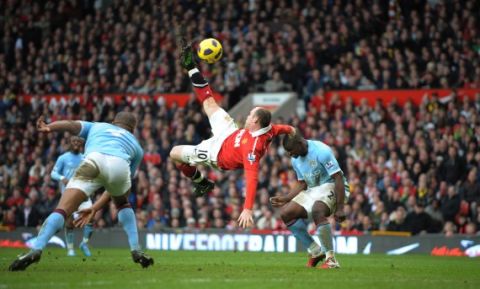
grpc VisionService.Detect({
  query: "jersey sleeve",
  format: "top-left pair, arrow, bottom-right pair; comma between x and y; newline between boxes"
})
242,146 -> 263,210
51,155 -> 64,181
78,121 -> 93,139
271,124 -> 294,136
320,148 -> 341,176
130,146 -> 144,177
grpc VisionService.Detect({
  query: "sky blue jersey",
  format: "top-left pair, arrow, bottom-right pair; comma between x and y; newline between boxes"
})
51,152 -> 84,193
78,121 -> 143,176
291,140 -> 349,190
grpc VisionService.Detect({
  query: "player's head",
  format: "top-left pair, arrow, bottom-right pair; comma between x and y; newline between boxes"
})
69,136 -> 84,154
283,129 -> 308,158
113,111 -> 137,133
245,107 -> 271,131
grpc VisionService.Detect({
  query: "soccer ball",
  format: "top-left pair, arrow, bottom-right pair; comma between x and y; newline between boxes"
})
197,38 -> 223,64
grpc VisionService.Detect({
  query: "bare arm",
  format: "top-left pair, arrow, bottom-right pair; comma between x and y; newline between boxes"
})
73,191 -> 111,228
37,116 -> 82,135
332,172 -> 345,210
286,180 -> 307,201
332,171 -> 346,222
270,180 -> 307,207
91,191 -> 111,211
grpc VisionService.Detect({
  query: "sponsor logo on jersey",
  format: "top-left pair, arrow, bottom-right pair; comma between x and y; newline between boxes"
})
234,129 -> 246,148
325,160 -> 334,169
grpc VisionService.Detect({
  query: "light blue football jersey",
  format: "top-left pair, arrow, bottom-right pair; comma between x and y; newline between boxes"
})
291,140 -> 349,190
51,152 -> 84,193
78,121 -> 143,176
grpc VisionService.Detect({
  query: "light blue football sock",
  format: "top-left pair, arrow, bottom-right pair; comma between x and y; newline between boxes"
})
316,223 -> 334,257
118,207 -> 140,251
82,224 -> 94,243
288,219 -> 315,249
65,228 -> 75,250
33,212 -> 65,250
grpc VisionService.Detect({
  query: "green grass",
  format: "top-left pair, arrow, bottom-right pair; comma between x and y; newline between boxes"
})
0,248 -> 479,289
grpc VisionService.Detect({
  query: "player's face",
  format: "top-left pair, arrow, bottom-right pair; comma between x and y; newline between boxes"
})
244,107 -> 259,130
70,139 -> 83,153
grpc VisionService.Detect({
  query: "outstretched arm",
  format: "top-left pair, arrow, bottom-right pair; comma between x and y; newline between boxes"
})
37,116 -> 82,135
272,124 -> 295,136
237,169 -> 259,229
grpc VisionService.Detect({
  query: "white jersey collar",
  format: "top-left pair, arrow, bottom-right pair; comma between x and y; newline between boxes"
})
250,125 -> 272,137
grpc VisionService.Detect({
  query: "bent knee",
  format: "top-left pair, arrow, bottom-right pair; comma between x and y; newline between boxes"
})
203,99 -> 220,116
169,146 -> 182,161
280,208 -> 295,224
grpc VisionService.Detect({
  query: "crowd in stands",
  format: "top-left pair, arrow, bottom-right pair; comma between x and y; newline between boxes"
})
1,0 -> 480,236
1,0 -> 479,107
1,89 -> 480,236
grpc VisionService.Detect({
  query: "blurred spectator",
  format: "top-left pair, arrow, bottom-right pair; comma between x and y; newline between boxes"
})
256,209 -> 279,230
443,221 -> 457,237
405,203 -> 434,235
441,186 -> 461,223
387,206 -> 410,232
15,198 -> 41,228
264,71 -> 290,93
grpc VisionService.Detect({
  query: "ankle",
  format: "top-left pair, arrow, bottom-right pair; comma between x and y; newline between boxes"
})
326,251 -> 335,259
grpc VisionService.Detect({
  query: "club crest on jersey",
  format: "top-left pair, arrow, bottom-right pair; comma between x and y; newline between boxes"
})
247,153 -> 256,164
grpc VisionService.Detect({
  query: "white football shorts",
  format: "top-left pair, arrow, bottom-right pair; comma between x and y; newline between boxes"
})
292,183 -> 350,219
67,152 -> 131,197
181,108 -> 237,167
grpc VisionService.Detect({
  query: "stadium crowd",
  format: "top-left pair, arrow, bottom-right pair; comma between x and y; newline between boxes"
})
0,0 -> 479,236
1,0 -> 479,107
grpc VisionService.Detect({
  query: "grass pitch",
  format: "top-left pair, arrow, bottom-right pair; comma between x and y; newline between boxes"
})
0,248 -> 479,289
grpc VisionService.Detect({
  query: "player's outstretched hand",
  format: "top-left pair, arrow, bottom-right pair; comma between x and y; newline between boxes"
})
237,209 -> 254,229
73,208 -> 96,228
36,116 -> 51,133
270,196 -> 290,208
333,209 -> 346,223
180,42 -> 197,71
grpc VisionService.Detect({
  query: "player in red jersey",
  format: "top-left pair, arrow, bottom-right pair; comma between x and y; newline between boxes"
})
170,44 -> 294,228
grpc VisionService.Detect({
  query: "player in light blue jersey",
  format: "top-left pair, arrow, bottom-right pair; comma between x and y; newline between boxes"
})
271,129 -> 350,269
9,112 -> 154,271
51,136 -> 94,257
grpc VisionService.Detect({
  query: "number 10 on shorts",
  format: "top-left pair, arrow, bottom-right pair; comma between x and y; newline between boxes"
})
195,149 -> 208,160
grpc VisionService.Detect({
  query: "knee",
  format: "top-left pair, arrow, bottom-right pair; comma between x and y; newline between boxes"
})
169,146 -> 180,160
203,99 -> 219,115
279,208 -> 293,224
314,216 -> 328,225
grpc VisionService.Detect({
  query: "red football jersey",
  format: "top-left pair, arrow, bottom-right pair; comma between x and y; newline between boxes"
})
217,124 -> 293,209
